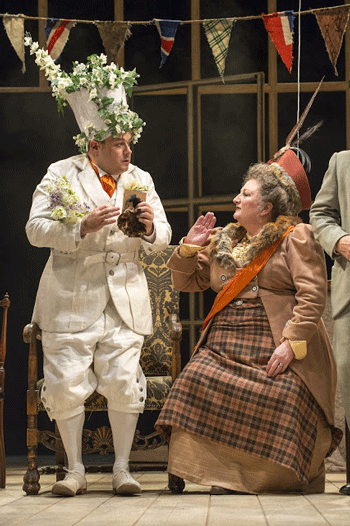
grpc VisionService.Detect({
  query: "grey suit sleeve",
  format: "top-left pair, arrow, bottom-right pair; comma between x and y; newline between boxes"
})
310,152 -> 348,259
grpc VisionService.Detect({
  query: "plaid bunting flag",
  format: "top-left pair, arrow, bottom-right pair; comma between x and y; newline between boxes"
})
314,6 -> 350,76
3,14 -> 25,73
262,11 -> 295,73
45,18 -> 76,60
153,19 -> 181,68
203,18 -> 234,81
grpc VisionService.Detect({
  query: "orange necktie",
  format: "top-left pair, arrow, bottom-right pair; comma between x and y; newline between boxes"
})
89,158 -> 116,197
100,174 -> 116,197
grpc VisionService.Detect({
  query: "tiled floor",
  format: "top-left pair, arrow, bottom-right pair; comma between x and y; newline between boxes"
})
2,462 -> 350,525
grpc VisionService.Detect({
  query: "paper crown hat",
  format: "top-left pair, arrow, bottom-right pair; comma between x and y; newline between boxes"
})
267,78 -> 324,211
24,35 -> 145,153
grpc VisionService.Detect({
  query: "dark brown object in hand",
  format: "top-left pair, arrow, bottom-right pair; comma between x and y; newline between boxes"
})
118,193 -> 147,237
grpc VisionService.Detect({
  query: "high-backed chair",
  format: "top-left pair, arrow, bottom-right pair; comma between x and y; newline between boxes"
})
22,247 -> 182,495
0,293 -> 10,489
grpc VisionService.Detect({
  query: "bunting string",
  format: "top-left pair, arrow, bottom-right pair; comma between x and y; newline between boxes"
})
1,4 -> 349,25
1,4 -> 350,80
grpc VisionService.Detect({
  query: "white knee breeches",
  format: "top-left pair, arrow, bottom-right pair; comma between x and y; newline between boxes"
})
41,300 -> 146,420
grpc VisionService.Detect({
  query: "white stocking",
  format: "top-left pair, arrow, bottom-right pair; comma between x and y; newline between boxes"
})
56,412 -> 85,476
108,409 -> 139,474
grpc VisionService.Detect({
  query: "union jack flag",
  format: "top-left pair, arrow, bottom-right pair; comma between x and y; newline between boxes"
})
45,18 -> 76,61
153,19 -> 181,68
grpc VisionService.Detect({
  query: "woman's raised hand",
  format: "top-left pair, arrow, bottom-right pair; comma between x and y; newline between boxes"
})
184,212 -> 217,246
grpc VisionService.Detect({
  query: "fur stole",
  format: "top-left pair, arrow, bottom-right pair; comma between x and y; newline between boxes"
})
210,215 -> 302,270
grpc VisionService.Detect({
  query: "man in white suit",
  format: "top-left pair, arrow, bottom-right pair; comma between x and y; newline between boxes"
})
25,40 -> 171,497
310,151 -> 350,441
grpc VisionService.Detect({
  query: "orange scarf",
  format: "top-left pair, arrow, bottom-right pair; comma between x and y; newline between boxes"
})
202,225 -> 295,330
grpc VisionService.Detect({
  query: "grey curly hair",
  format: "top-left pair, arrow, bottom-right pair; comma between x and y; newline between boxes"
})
242,162 -> 302,221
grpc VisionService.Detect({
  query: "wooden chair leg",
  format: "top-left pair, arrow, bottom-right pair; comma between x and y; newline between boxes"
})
0,293 -> 9,489
23,323 -> 41,495
23,447 -> 40,495
23,388 -> 40,495
340,419 -> 350,495
0,399 -> 5,488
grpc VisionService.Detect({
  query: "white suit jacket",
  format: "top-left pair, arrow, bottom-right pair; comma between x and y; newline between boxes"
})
310,150 -> 350,318
26,154 -> 171,334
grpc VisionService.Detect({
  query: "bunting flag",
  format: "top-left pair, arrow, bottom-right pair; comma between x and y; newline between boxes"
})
203,18 -> 234,81
262,11 -> 295,73
153,19 -> 181,68
3,10 -> 350,80
3,13 -> 25,73
45,18 -> 76,61
96,21 -> 132,64
314,6 -> 350,76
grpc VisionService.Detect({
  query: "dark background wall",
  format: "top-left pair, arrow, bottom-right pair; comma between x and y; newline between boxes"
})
0,0 -> 347,457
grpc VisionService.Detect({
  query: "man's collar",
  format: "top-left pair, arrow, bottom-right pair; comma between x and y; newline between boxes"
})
87,155 -> 135,180
88,157 -> 106,178
71,154 -> 135,177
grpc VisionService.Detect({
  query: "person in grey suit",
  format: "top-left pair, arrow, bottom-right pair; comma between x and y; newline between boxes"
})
310,151 -> 350,434
25,38 -> 171,497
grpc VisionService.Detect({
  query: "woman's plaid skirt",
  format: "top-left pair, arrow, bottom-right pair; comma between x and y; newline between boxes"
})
157,298 -> 322,483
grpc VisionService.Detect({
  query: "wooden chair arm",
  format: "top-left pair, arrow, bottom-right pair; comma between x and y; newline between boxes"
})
23,323 -> 41,344
0,293 -> 10,395
23,323 -> 41,390
169,313 -> 182,381
0,292 -> 10,311
169,313 -> 182,341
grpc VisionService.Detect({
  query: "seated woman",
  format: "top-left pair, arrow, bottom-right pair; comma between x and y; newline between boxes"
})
156,149 -> 341,495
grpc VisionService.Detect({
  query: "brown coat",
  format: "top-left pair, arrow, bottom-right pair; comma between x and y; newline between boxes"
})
168,219 -> 337,425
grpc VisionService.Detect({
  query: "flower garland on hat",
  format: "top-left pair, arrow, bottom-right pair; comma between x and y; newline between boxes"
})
24,34 -> 145,153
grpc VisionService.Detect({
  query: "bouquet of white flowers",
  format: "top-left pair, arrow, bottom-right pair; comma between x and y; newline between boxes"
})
124,180 -> 149,192
45,175 -> 90,225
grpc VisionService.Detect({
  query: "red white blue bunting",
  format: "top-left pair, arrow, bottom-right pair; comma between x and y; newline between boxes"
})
45,18 -> 76,61
262,11 -> 295,73
2,7 -> 349,80
153,19 -> 180,68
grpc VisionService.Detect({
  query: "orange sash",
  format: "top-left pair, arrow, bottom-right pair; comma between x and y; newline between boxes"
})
202,225 -> 295,330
